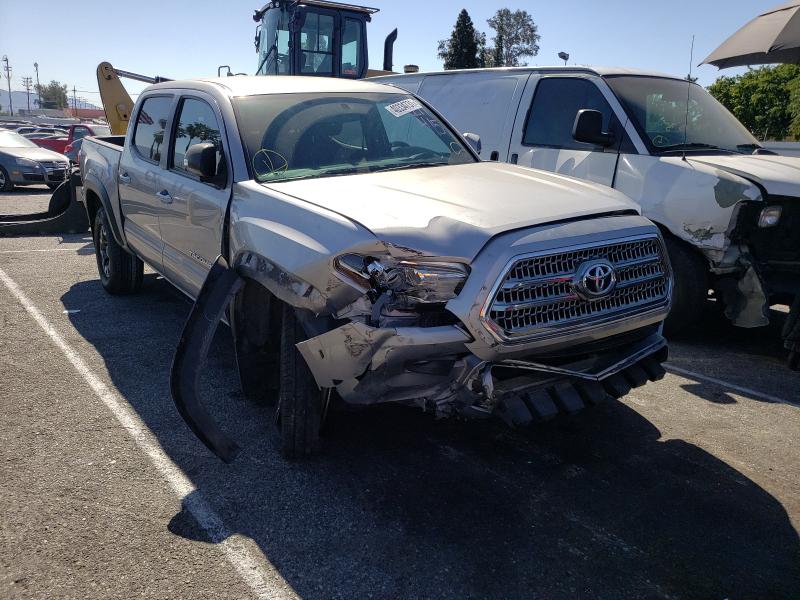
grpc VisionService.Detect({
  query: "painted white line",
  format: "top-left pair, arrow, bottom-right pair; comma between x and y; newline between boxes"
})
0,266 -> 297,600
666,365 -> 798,407
0,248 -> 79,253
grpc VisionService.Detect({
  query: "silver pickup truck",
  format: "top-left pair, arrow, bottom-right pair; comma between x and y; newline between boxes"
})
80,76 -> 672,459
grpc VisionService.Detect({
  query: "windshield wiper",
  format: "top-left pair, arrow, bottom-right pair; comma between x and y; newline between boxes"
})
656,142 -> 722,153
370,162 -> 448,174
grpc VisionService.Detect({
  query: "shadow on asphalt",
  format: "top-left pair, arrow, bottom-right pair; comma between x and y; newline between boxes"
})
62,278 -> 800,599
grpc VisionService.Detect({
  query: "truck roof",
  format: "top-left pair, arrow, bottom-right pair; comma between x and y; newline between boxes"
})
146,75 -> 400,97
374,65 -> 685,82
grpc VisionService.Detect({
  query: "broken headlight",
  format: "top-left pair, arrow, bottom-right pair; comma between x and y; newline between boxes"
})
336,254 -> 469,303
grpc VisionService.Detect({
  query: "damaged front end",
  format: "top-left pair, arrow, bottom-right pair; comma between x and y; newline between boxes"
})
296,218 -> 673,424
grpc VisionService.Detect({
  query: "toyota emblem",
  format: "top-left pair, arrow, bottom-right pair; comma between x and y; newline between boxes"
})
574,259 -> 617,300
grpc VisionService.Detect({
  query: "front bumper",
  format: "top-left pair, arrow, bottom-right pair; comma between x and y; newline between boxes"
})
297,321 -> 667,421
10,163 -> 69,185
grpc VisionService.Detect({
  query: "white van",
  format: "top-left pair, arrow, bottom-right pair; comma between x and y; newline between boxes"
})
375,67 -> 800,338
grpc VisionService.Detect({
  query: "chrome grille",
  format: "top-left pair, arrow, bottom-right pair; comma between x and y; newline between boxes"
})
39,160 -> 67,170
484,236 -> 671,341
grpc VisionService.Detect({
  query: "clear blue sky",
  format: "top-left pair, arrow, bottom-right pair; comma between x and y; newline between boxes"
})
0,0 -> 783,104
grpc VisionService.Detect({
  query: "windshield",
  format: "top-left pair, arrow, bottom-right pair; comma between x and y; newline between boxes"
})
605,76 -> 760,154
0,130 -> 39,148
91,125 -> 112,136
234,92 -> 475,184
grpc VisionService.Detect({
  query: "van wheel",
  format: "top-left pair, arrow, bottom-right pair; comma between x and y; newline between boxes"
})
93,207 -> 143,295
663,237 -> 708,337
0,166 -> 13,192
277,303 -> 326,459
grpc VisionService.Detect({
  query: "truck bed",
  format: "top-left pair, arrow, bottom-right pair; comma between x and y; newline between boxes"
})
80,135 -> 126,242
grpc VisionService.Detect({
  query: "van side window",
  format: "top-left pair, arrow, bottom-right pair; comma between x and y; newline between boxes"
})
523,78 -> 633,152
170,97 -> 226,183
132,96 -> 172,163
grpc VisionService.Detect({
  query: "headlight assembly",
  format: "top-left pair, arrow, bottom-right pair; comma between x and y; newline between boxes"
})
336,254 -> 469,303
758,205 -> 782,228
15,158 -> 39,169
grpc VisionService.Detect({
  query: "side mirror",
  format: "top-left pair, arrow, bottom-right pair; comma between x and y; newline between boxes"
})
463,132 -> 482,155
185,142 -> 219,181
572,109 -> 615,147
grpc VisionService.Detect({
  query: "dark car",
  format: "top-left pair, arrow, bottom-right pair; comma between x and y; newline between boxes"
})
0,130 -> 70,191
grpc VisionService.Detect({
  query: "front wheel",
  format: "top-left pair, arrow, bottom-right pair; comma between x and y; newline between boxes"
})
277,303 -> 327,459
663,237 -> 708,337
0,166 -> 14,192
93,207 -> 144,295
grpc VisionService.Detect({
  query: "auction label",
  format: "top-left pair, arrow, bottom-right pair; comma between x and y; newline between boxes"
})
384,98 -> 423,117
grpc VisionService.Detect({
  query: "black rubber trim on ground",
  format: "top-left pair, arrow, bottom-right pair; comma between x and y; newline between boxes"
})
170,256 -> 244,463
0,173 -> 89,236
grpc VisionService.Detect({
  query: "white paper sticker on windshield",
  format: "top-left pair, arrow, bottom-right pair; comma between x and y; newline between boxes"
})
384,98 -> 423,117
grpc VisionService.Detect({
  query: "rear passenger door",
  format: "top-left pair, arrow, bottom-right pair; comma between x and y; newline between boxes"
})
118,94 -> 174,269
509,75 -> 633,187
157,94 -> 231,298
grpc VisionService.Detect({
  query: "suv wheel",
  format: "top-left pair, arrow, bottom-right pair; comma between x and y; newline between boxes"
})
93,207 -> 144,294
277,303 -> 327,458
663,237 -> 708,337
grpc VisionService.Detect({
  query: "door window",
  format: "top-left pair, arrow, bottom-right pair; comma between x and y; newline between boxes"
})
132,96 -> 172,163
340,18 -> 362,77
170,97 -> 226,184
523,77 -> 632,152
300,12 -> 334,75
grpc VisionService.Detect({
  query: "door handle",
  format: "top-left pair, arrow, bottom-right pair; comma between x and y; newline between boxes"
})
119,172 -> 131,184
157,189 -> 173,204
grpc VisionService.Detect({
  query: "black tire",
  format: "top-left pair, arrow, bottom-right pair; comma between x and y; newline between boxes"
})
93,207 -> 144,295
277,303 -> 325,459
47,182 -> 61,191
663,236 -> 708,337
0,166 -> 14,192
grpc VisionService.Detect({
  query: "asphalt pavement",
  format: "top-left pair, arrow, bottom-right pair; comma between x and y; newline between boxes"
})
1,187 -> 798,599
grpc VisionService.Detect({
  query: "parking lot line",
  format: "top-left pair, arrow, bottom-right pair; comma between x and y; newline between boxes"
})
0,266 -> 297,600
666,365 -> 798,407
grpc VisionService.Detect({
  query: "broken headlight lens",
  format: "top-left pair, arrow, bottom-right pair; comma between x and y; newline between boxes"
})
757,205 -> 782,228
336,254 -> 469,303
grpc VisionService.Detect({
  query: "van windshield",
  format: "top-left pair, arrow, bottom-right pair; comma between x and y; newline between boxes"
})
605,76 -> 760,154
234,92 -> 475,184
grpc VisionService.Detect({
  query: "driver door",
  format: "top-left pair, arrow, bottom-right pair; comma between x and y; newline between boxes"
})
508,75 -> 634,188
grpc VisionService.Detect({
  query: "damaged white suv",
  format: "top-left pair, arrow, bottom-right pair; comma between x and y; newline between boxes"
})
80,76 -> 672,459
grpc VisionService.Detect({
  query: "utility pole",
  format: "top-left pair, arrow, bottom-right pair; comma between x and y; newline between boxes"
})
33,61 -> 40,107
72,85 -> 77,113
2,56 -> 12,116
22,76 -> 32,112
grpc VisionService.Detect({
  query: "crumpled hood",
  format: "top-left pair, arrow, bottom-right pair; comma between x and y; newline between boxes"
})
265,162 -> 639,260
689,154 -> 800,197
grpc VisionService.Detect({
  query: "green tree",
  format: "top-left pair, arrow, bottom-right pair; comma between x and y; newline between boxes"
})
487,8 -> 540,67
35,80 -> 68,109
437,9 -> 482,70
707,64 -> 800,140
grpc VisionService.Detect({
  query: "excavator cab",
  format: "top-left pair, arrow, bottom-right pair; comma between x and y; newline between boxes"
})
254,0 -> 396,78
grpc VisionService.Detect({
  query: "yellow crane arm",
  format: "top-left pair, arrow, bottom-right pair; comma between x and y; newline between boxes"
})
96,62 -> 171,135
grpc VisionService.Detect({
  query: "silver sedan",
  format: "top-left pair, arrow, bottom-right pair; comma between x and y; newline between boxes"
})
0,130 -> 70,191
